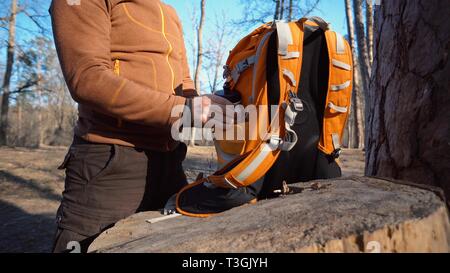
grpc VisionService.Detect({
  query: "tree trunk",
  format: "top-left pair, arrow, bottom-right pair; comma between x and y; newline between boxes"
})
288,0 -> 293,21
345,0 -> 364,149
0,0 -> 18,146
193,0 -> 206,92
365,0 -> 374,65
344,0 -> 355,148
280,0 -> 285,20
210,31 -> 225,93
17,96 -> 22,145
36,50 -> 45,147
191,0 -> 206,147
345,104 -> 354,148
274,0 -> 281,21
353,0 -> 370,76
354,67 -> 365,148
366,0 -> 450,200
352,0 -> 371,146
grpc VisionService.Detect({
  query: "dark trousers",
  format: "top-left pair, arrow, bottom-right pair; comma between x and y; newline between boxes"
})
52,136 -> 188,253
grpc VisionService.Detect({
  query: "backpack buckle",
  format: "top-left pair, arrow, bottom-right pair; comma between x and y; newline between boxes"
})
236,59 -> 250,73
288,91 -> 304,112
223,65 -> 231,79
268,135 -> 283,148
331,148 -> 342,159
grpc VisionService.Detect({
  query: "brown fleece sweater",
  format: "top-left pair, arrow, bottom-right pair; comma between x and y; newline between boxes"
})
50,0 -> 197,151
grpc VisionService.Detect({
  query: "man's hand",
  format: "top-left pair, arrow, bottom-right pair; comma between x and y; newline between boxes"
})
191,94 -> 236,129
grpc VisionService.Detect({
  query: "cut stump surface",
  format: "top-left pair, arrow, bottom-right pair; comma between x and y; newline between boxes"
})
89,177 -> 450,253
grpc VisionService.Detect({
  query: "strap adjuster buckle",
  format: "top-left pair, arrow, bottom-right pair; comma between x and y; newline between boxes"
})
236,59 -> 250,73
288,91 -> 304,112
331,148 -> 342,159
223,65 -> 231,79
268,135 -> 283,146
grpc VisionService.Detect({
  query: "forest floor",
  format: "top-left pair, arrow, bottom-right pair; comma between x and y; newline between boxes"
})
0,146 -> 364,253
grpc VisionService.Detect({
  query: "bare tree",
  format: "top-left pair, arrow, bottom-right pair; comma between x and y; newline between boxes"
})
365,0 -> 374,65
279,0 -> 285,20
366,0 -> 450,200
288,0 -> 294,21
0,0 -> 18,146
352,0 -> 370,79
344,0 -> 364,149
290,0 -> 321,21
0,0 -> 51,146
193,0 -> 206,92
240,0 -> 320,27
190,0 -> 207,147
274,0 -> 281,21
205,12 -> 235,93
352,0 -> 371,145
8,36 -> 76,147
35,38 -> 45,147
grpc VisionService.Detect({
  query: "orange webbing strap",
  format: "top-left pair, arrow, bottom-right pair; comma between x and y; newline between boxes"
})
318,29 -> 353,156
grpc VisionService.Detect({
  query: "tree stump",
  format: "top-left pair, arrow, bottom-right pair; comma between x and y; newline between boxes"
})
89,177 -> 450,253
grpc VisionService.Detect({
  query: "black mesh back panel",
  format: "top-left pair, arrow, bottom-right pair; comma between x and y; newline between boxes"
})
260,26 -> 341,198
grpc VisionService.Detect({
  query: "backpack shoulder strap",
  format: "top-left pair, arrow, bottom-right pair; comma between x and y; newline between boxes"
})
319,29 -> 354,157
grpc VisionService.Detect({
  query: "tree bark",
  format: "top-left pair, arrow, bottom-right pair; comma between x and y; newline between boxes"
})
0,0 -> 18,146
365,0 -> 374,65
366,0 -> 450,200
193,0 -> 206,92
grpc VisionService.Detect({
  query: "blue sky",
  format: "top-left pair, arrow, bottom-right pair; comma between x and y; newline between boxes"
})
164,0 -> 348,41
164,0 -> 348,90
1,0 -> 349,92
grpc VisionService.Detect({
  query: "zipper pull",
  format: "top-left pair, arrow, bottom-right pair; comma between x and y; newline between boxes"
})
113,59 -> 120,76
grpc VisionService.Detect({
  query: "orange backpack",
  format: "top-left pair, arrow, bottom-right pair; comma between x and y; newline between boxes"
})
176,17 -> 353,217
